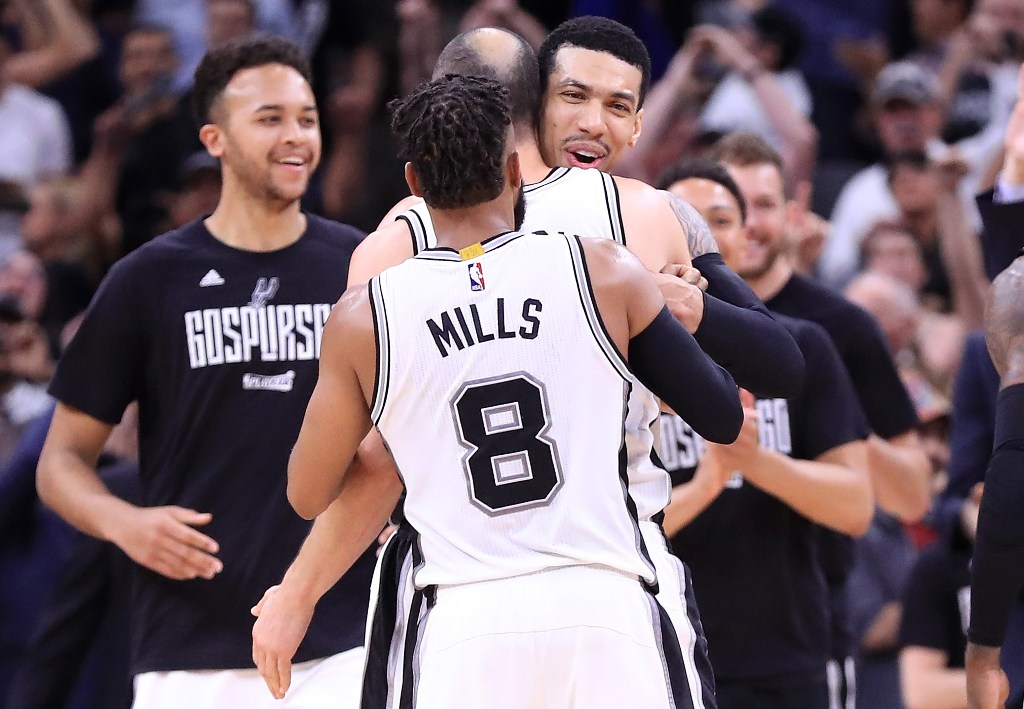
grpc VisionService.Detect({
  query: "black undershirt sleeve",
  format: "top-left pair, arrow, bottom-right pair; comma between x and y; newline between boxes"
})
969,383 -> 1024,646
692,253 -> 805,400
630,306 -> 743,444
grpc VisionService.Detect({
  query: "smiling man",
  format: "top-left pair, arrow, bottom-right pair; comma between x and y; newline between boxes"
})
36,36 -> 373,709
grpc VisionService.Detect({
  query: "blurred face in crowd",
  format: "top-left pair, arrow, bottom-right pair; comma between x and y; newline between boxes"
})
874,100 -> 940,154
21,182 -> 67,254
665,177 -> 745,269
862,226 -> 928,293
844,272 -> 920,353
207,0 -> 256,47
721,161 -> 788,280
976,0 -> 1024,57
120,28 -> 177,96
0,250 -> 46,321
201,64 -> 321,208
170,170 -> 223,227
912,0 -> 971,44
890,162 -> 939,218
540,46 -> 643,172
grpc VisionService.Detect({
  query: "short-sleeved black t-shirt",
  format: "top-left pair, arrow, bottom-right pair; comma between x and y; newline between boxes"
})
766,273 -> 919,440
899,536 -> 971,668
661,315 -> 869,685
49,216 -> 375,674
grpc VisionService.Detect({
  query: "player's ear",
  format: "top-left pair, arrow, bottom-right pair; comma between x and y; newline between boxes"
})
404,162 -> 424,197
628,108 -> 643,148
507,151 -> 522,191
199,123 -> 224,158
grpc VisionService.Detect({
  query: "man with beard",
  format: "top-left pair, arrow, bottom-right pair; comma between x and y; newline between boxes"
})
36,37 -> 374,709
285,71 -> 742,709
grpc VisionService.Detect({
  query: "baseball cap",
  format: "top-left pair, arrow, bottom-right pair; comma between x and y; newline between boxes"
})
176,151 -> 221,190
872,61 -> 940,107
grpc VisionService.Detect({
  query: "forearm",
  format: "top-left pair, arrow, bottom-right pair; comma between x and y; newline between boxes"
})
630,307 -> 743,444
861,601 -> 902,653
662,477 -> 718,538
748,72 -> 818,186
746,446 -> 873,535
279,462 -> 402,608
903,666 -> 968,708
37,447 -> 134,542
937,196 -> 987,329
867,433 -> 932,523
694,253 -> 805,398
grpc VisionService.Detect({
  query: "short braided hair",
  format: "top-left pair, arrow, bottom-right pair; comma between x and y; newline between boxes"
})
390,74 -> 512,210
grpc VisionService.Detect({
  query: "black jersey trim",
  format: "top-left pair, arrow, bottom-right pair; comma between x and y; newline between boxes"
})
680,560 -> 717,708
396,214 -> 421,257
565,234 -> 633,380
412,230 -> 525,262
524,166 -> 570,193
368,278 -> 391,425
601,172 -> 627,246
618,382 -> 658,587
647,592 -> 697,709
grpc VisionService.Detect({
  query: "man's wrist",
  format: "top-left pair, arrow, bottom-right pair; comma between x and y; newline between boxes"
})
966,641 -> 1002,668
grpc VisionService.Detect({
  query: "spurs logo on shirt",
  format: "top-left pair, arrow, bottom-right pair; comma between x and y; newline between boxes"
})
184,277 -> 332,369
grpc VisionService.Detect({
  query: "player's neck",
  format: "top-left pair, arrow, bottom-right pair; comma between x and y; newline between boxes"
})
429,203 -> 515,252
516,138 -> 550,184
744,256 -> 793,302
204,180 -> 307,252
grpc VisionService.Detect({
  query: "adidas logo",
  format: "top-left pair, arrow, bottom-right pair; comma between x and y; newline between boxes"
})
199,269 -> 225,287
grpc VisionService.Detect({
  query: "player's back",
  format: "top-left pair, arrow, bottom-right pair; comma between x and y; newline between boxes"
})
398,168 -> 666,521
370,230 -> 656,588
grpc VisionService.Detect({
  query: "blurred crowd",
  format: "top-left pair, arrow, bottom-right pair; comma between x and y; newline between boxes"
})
0,0 -> 1021,707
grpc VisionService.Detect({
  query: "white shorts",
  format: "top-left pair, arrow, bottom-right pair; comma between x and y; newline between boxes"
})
411,564 -> 676,709
132,646 -> 365,709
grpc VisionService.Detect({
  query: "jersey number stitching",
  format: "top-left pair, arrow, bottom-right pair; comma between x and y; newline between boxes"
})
451,373 -> 564,515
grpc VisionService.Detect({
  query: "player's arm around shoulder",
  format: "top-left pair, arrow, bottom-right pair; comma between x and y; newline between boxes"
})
287,285 -> 377,519
347,219 -> 417,288
579,236 -> 743,443
613,175 -> 693,271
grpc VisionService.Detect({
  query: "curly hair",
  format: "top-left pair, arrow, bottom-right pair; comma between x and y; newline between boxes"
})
390,74 -> 512,210
192,36 -> 312,126
657,159 -> 747,224
538,16 -> 651,107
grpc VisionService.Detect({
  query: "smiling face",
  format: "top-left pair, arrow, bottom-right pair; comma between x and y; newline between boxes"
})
722,162 -> 788,280
666,177 -> 745,269
202,63 -> 321,208
539,46 -> 643,172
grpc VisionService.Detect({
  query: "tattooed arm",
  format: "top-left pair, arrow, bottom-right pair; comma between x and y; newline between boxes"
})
966,254 -> 1024,709
656,190 -> 806,398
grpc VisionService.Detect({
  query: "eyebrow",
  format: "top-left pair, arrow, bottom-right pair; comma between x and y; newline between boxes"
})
253,104 -> 319,113
557,79 -> 636,104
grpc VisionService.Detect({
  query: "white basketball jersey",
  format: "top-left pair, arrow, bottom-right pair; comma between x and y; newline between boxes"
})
397,168 -> 668,521
370,231 -> 657,588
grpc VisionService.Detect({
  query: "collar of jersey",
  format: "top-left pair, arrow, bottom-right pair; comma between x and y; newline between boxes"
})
524,167 -> 571,193
413,230 -> 525,261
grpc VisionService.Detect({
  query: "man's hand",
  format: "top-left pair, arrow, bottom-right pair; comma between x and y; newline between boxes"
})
966,642 -> 1010,709
653,265 -> 706,333
110,506 -> 221,580
252,584 -> 315,700
705,390 -> 760,476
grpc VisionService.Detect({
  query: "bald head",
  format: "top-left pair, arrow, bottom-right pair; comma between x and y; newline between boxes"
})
845,270 -> 919,353
433,28 -> 540,129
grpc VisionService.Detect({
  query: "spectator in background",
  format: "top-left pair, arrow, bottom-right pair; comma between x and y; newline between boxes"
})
134,0 -> 296,91
616,7 -> 818,190
823,60 -> 1005,288
899,482 -> 982,709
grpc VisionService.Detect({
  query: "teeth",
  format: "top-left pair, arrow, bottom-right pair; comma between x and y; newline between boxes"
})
577,151 -> 598,158
279,158 -> 304,165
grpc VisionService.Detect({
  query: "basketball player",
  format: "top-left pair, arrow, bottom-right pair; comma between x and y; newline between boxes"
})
965,248 -> 1024,709
35,37 -> 374,708
288,71 -> 741,709
654,158 -> 873,709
